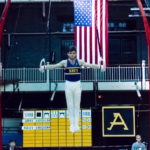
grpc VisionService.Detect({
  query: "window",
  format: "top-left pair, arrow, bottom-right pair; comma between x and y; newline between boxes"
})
109,35 -> 136,64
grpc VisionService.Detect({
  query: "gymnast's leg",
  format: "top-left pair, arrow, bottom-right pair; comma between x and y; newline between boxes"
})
65,81 -> 75,132
73,81 -> 82,132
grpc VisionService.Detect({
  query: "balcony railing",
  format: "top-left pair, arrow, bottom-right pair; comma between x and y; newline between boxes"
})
2,65 -> 148,83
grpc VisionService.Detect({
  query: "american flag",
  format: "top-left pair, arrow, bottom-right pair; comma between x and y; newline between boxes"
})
74,0 -> 108,67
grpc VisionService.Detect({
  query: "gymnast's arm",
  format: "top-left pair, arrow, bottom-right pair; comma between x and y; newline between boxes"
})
45,60 -> 66,69
79,60 -> 100,69
39,60 -> 66,71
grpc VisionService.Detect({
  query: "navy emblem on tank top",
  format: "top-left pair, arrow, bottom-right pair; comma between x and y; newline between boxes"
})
65,59 -> 81,81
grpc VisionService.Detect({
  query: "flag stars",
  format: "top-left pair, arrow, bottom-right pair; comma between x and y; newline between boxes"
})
74,0 -> 92,26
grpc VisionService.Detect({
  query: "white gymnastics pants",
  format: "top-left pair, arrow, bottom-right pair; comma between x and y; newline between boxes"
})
65,80 -> 82,127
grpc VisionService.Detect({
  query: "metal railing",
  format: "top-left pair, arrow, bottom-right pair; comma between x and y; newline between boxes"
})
1,66 -> 148,83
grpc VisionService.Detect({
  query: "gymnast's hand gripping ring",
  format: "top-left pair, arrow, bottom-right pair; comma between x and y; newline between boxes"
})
39,58 -> 46,73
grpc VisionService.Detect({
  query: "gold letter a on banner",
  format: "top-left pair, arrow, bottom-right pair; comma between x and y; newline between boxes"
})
107,113 -> 128,130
